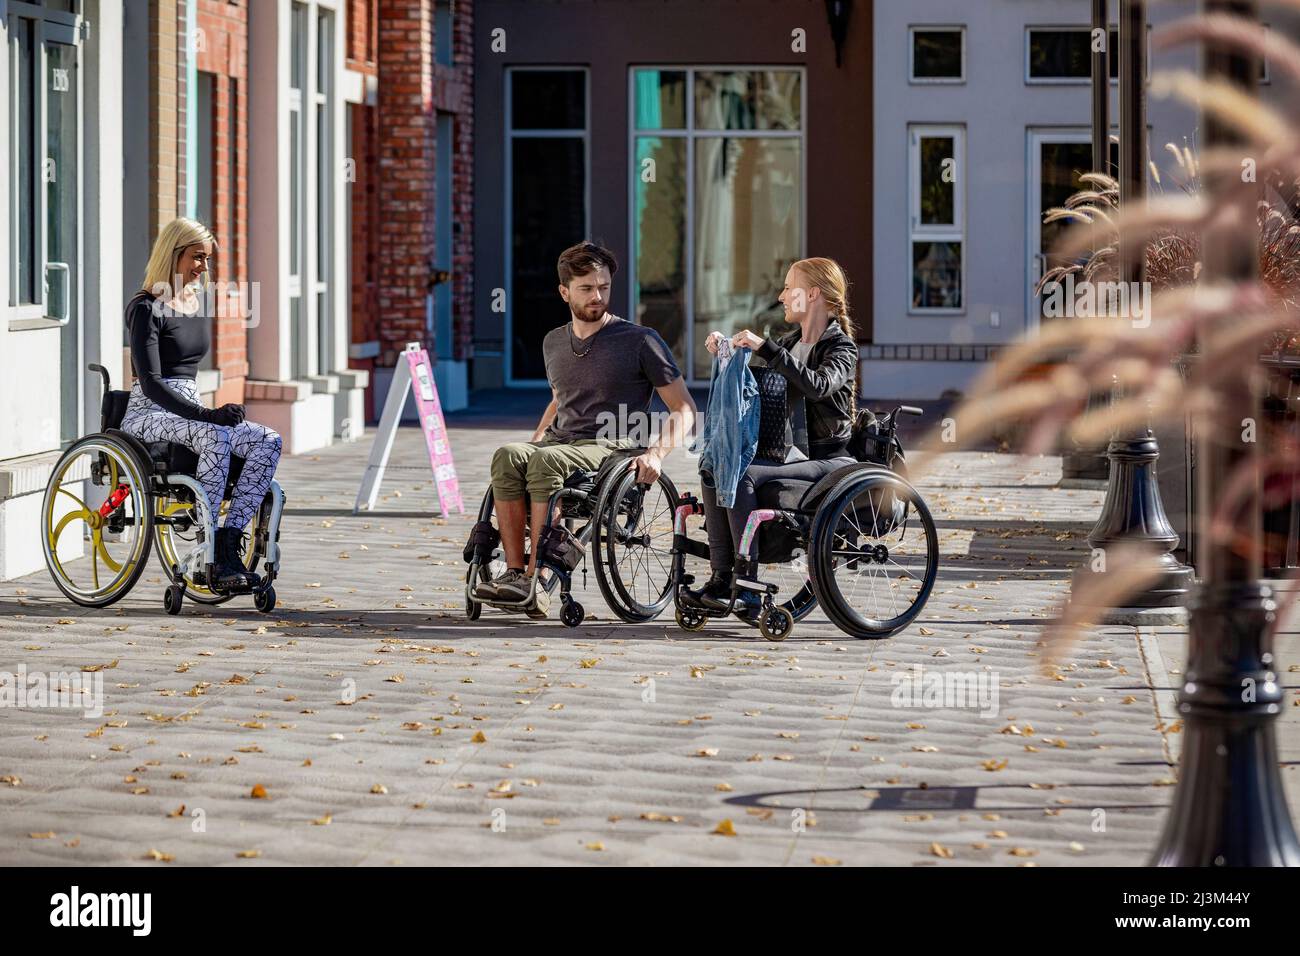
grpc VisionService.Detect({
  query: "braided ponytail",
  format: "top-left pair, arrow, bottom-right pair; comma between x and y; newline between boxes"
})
793,257 -> 858,418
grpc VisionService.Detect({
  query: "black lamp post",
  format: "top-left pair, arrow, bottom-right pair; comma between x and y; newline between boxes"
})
1072,0 -> 1195,623
1150,0 -> 1300,867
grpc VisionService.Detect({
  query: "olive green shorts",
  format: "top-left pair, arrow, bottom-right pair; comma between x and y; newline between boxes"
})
489,439 -> 637,502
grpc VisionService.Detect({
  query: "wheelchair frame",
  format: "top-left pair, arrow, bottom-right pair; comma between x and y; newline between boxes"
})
670,404 -> 938,641
463,449 -> 679,628
39,364 -> 286,615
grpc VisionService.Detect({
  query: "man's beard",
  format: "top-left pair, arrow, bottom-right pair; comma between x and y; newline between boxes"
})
570,301 -> 607,325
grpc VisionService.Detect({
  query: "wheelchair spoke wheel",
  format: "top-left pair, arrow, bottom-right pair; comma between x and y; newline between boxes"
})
592,467 -> 678,623
156,497 -> 261,604
809,471 -> 938,639
41,437 -> 154,608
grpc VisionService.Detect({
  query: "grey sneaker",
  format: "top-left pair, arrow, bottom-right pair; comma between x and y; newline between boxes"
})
472,570 -> 508,600
525,584 -> 551,619
491,569 -> 532,603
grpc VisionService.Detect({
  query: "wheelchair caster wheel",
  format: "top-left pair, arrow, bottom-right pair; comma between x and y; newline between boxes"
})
164,585 -> 184,616
675,607 -> 707,632
254,587 -> 276,614
560,600 -> 585,628
758,605 -> 794,642
466,596 -> 482,620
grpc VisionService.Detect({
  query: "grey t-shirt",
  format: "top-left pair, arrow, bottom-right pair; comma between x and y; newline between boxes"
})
542,316 -> 682,442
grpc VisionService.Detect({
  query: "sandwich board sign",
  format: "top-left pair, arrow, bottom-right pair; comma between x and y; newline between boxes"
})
354,342 -> 465,516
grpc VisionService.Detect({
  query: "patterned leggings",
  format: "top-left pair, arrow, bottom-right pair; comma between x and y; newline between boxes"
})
120,378 -> 283,529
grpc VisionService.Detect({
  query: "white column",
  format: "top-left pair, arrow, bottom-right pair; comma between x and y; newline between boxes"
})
247,0 -> 289,382
85,0 -> 124,403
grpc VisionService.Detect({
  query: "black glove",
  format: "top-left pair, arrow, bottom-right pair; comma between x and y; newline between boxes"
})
198,403 -> 246,427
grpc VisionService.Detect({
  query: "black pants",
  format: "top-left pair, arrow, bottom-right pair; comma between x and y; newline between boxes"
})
700,457 -> 854,573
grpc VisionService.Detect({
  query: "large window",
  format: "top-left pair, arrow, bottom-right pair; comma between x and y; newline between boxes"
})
908,125 -> 964,313
631,67 -> 804,381
1026,27 -> 1121,83
506,68 -> 588,383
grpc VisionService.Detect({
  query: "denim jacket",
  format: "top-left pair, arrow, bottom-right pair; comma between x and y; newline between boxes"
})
693,344 -> 760,508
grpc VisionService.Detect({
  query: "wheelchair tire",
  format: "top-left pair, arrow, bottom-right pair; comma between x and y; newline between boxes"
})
591,466 -> 679,623
809,470 -> 938,639
254,587 -> 277,614
465,566 -> 482,620
156,495 -> 263,605
758,605 -> 794,642
41,435 -> 155,609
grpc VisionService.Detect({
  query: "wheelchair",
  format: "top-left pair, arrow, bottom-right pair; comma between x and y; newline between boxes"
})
39,364 -> 286,615
670,405 -> 939,641
462,447 -> 679,628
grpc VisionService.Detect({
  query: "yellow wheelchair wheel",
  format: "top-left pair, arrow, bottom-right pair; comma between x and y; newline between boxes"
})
40,436 -> 154,608
155,494 -> 263,604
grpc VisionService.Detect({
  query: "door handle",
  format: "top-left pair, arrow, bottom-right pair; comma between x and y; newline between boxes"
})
45,262 -> 70,325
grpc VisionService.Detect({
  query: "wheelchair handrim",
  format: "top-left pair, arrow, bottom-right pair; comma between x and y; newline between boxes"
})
41,438 -> 153,606
595,468 -> 677,621
810,472 -> 938,637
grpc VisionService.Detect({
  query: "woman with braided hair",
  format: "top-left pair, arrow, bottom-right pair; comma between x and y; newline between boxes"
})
699,257 -> 859,617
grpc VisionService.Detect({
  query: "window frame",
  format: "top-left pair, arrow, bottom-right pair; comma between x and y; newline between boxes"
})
907,123 -> 965,316
1024,25 -> 1146,86
7,5 -> 82,329
626,65 -> 807,384
908,25 -> 965,85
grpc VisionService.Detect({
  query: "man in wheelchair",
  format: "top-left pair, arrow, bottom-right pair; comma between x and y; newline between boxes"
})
473,241 -> 696,614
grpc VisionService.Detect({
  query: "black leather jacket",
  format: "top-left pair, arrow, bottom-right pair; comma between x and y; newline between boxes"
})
755,321 -> 858,459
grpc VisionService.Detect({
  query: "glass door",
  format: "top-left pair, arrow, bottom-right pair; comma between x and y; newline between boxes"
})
9,5 -> 82,445
47,27 -> 80,445
1027,130 -> 1118,334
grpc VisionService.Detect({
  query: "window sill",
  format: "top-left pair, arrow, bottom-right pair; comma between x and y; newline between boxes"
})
8,316 -> 66,332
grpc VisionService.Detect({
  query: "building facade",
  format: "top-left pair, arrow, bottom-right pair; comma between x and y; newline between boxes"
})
244,0 -> 368,452
867,0 -> 1300,400
471,0 -> 874,390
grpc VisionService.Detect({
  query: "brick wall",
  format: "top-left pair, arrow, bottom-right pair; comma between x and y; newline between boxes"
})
148,0 -> 183,231
372,0 -> 474,375
376,0 -> 437,368
196,0 -> 250,405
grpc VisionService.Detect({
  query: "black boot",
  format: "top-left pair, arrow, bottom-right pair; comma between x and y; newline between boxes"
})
700,569 -> 733,602
211,527 -> 254,593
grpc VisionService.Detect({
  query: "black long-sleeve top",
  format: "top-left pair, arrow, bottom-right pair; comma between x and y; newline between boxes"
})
126,292 -> 211,420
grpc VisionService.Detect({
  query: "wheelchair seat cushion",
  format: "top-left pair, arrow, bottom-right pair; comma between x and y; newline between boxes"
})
754,462 -> 869,515
756,477 -> 814,512
148,442 -> 246,497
